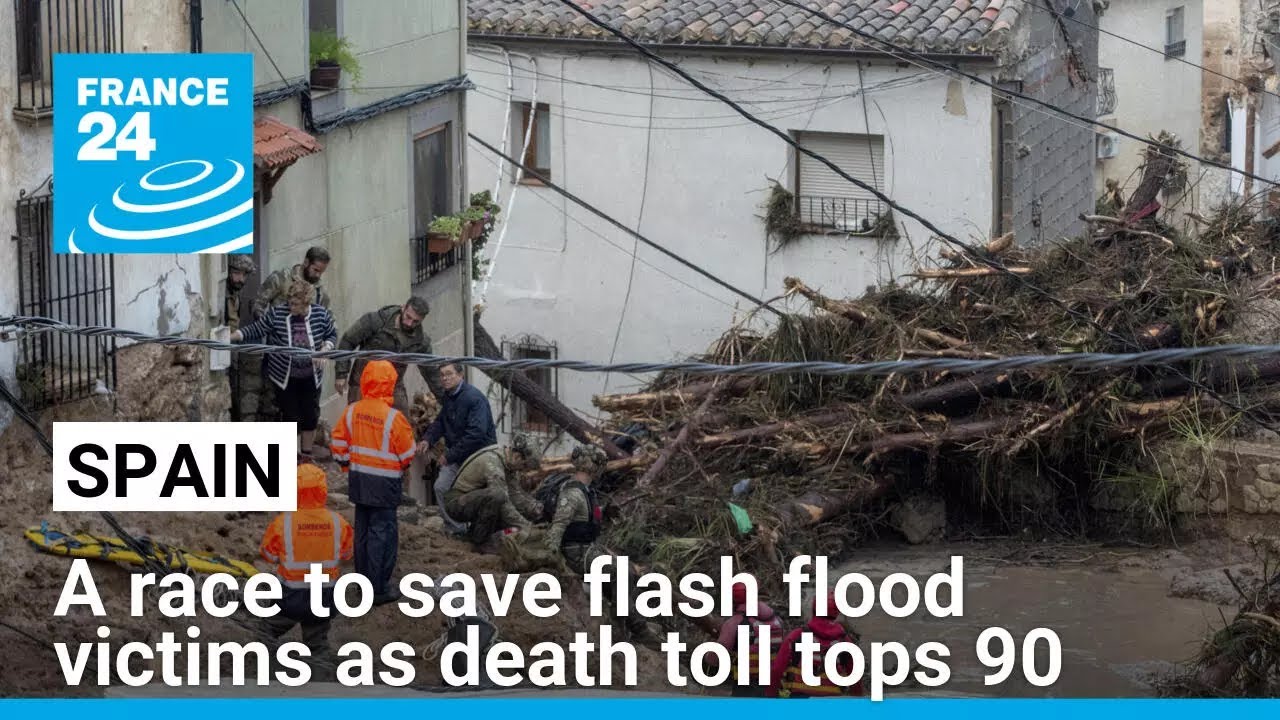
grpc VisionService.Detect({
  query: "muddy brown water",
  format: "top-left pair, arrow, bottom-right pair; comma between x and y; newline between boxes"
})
830,544 -> 1233,698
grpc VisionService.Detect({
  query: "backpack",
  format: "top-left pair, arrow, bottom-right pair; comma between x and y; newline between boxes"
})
534,473 -> 602,544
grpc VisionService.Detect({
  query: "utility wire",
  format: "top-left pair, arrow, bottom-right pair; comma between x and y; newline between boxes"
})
229,0 -> 289,88
1022,0 -> 1280,103
468,134 -> 783,317
7,315 -> 1280,379
774,0 -> 1277,189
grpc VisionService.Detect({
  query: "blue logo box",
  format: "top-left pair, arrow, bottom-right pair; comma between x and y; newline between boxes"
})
52,53 -> 254,255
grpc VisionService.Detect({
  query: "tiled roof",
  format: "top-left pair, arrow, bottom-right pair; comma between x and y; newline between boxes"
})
253,116 -> 322,171
467,0 -> 1022,54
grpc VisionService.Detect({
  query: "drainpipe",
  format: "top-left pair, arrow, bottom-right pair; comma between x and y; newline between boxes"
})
460,0 -> 474,360
189,0 -> 203,53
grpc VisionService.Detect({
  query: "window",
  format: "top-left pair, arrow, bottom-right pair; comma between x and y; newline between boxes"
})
413,124 -> 452,237
310,0 -> 337,32
514,102 -> 552,183
501,336 -> 558,434
14,183 -> 117,410
12,0 -> 124,119
1165,7 -> 1186,58
794,130 -> 888,233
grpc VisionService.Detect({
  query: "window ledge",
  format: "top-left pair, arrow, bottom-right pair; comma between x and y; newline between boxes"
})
517,176 -> 549,186
12,106 -> 52,125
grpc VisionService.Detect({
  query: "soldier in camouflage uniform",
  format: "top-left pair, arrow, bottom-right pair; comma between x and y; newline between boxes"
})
242,247 -> 331,422
225,255 -> 255,421
503,444 -> 660,644
442,433 -> 543,546
334,297 -> 442,413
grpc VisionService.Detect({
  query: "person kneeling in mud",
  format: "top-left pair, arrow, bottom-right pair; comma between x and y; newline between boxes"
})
502,445 -> 661,645
441,433 -> 543,547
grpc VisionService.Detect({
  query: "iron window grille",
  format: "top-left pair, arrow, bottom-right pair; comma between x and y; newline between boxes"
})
12,0 -> 125,120
498,334 -> 558,434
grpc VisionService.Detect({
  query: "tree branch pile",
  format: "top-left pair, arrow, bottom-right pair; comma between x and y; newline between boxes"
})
565,193 -> 1280,588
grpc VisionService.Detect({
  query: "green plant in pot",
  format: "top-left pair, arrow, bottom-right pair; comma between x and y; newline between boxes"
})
427,215 -> 463,253
309,29 -> 362,90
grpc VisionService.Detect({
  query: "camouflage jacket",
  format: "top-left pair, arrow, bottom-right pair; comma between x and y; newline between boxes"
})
446,445 -> 541,520
251,264 -> 331,320
224,288 -> 243,331
545,483 -> 593,557
336,305 -> 442,398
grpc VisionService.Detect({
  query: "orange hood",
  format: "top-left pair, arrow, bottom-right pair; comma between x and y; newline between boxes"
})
297,463 -> 328,510
359,359 -> 397,404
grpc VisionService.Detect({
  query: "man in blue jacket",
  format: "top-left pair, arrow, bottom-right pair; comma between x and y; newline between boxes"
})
421,362 -> 497,533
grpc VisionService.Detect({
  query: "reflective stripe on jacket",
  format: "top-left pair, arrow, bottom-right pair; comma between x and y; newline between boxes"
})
260,464 -> 354,588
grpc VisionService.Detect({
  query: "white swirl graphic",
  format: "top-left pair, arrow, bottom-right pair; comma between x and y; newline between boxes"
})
68,158 -> 252,255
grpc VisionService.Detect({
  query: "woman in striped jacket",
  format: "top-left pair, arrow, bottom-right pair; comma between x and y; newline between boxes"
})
232,279 -> 338,457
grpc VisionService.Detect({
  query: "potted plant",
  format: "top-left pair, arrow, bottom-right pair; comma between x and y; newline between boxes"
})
309,29 -> 362,91
426,215 -> 463,253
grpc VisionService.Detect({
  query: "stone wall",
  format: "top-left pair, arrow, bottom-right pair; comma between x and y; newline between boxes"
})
1093,439 -> 1280,517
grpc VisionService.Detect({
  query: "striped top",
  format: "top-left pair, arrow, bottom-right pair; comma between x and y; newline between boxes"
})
237,303 -> 338,390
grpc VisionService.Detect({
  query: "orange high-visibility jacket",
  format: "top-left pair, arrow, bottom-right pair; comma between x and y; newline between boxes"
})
261,464 -> 354,588
330,360 -> 416,506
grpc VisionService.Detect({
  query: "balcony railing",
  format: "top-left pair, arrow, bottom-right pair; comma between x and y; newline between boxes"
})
410,236 -> 461,285
12,0 -> 125,120
797,195 -> 890,234
1097,67 -> 1117,116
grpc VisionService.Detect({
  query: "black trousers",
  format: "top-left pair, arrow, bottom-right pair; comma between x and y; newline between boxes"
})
354,504 -> 399,596
276,374 -> 320,431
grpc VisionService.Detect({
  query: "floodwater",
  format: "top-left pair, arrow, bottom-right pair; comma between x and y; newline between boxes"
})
830,544 -> 1233,698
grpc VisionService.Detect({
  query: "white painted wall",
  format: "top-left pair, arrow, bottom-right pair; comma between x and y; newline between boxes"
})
464,48 -> 995,452
1097,0 -> 1205,227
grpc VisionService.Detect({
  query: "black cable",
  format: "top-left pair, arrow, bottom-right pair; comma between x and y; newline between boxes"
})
228,0 -> 289,88
774,0 -> 1277,189
1024,0 -> 1280,103
468,133 -> 784,318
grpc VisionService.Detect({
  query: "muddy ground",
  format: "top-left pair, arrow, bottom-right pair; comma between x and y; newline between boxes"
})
0,383 -> 1274,697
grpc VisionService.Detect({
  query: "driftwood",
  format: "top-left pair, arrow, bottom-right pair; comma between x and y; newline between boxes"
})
593,377 -> 752,412
939,233 -> 1015,263
635,383 -> 726,489
474,315 -> 627,459
909,267 -> 1032,279
784,276 -> 871,323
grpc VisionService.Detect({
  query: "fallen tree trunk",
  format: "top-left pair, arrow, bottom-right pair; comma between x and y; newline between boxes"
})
909,267 -> 1032,279
784,277 -> 871,323
474,315 -> 627,459
897,373 -> 1017,415
593,377 -> 752,413
635,383 -> 726,489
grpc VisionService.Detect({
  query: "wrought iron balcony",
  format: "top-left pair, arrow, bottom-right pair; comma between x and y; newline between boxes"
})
797,195 -> 891,235
12,0 -> 125,120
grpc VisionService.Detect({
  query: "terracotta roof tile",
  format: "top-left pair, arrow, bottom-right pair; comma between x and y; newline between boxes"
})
467,1 -> 1018,53
253,116 -> 322,171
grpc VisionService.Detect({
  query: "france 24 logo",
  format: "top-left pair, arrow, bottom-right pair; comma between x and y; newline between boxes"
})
52,53 -> 254,255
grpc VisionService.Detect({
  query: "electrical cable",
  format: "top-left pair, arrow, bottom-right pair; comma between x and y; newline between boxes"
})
602,62 -> 656,396
773,0 -> 1278,189
228,0 -> 289,88
467,142 -> 740,311
466,134 -> 784,317
11,314 -> 1280,379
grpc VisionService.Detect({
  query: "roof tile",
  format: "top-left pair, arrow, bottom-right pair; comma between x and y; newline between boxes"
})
254,116 -> 322,170
465,0 -> 1018,54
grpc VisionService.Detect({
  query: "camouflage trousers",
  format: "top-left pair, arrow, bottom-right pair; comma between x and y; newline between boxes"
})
235,357 -> 279,422
500,534 -> 651,637
445,485 -> 532,545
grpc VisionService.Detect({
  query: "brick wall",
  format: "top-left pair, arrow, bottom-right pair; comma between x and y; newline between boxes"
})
1003,3 -> 1099,246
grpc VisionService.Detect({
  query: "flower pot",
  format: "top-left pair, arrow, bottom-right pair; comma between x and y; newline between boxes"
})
426,232 -> 456,254
463,219 -> 483,241
310,62 -> 341,91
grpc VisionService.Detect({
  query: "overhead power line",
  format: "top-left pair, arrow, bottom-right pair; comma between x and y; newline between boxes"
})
467,133 -> 784,317
774,0 -> 1277,189
6,314 -> 1280,378
1023,0 -> 1280,103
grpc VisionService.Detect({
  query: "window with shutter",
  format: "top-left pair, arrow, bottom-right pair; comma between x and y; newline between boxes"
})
795,131 -> 887,233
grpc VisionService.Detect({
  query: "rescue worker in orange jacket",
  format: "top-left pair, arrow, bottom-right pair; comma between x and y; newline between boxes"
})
259,462 -> 354,665
768,591 -> 864,698
330,360 -> 416,605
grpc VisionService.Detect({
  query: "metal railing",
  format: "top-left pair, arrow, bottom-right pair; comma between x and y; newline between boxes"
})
13,182 -> 117,409
12,0 -> 125,119
1097,67 -> 1117,116
797,195 -> 889,234
410,236 -> 461,285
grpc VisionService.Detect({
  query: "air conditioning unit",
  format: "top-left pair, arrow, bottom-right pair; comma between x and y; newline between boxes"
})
1096,131 -> 1120,160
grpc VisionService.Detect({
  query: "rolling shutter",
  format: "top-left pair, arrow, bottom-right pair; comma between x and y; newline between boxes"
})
796,131 -> 884,202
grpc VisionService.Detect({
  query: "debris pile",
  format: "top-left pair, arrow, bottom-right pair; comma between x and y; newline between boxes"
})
575,186 -> 1280,592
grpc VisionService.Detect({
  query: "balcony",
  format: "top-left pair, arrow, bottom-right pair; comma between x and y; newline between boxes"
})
1097,67 -> 1117,116
797,195 -> 892,236
12,0 -> 125,122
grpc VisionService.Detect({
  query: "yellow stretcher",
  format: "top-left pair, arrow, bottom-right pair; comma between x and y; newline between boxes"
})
24,522 -> 260,578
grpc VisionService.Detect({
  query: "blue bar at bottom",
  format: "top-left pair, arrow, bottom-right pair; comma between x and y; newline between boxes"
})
0,699 -> 1275,717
